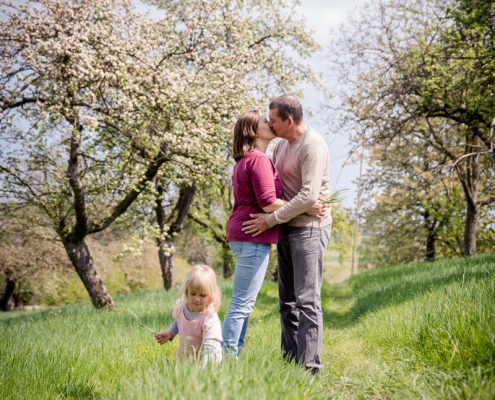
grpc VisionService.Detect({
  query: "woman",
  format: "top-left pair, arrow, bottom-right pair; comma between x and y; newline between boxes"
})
222,109 -> 321,357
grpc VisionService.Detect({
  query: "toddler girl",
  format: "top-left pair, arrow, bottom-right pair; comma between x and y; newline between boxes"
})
154,264 -> 223,364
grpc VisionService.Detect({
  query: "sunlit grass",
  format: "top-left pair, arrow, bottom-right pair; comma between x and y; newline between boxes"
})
1,254 -> 494,399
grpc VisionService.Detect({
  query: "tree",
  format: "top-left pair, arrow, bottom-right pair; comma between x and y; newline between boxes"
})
392,0 -> 495,254
413,0 -> 495,165
358,137 -> 467,266
154,181 -> 196,289
0,0 -> 318,307
330,0 -> 495,258
0,210 -> 69,310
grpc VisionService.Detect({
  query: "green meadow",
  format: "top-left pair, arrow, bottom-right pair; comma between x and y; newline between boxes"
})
1,254 -> 494,399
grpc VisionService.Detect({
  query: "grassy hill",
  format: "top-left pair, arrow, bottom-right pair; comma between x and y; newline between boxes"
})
1,254 -> 494,399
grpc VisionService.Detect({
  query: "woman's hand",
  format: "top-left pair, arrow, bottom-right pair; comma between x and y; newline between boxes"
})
154,331 -> 173,345
307,202 -> 330,219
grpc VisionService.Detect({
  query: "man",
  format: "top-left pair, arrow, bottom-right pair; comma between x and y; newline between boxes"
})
242,94 -> 331,375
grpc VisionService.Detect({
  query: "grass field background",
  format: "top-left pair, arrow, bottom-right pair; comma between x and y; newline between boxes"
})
1,253 -> 494,399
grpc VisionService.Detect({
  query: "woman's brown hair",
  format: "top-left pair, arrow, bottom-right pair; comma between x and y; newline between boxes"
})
232,110 -> 260,161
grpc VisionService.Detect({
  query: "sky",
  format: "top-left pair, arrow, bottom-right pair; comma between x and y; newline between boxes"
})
294,0 -> 368,208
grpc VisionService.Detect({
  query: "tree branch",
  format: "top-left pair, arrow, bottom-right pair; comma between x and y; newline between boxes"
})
87,142 -> 169,234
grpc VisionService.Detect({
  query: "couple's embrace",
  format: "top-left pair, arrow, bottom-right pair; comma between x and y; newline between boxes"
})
223,94 -> 332,375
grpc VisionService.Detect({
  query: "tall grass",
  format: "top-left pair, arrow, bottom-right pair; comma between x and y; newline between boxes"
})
1,254 -> 494,399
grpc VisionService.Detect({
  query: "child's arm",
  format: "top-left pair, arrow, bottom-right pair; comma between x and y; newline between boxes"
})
154,320 -> 178,344
201,313 -> 223,364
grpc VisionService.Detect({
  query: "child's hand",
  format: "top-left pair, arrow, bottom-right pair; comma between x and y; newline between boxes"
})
155,331 -> 172,345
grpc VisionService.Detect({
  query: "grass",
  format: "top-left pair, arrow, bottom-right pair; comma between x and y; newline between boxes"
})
1,253 -> 494,399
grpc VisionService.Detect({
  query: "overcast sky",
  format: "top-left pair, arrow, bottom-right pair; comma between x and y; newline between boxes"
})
294,0 -> 367,208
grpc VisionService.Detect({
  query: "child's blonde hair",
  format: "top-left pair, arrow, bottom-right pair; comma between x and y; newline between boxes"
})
180,264 -> 221,312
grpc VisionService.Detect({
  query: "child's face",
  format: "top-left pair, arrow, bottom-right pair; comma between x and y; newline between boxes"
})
186,288 -> 211,312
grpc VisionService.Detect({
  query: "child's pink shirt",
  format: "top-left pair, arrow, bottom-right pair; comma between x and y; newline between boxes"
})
172,303 -> 223,359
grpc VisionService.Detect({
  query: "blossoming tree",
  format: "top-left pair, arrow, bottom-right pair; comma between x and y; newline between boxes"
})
0,0 -> 318,308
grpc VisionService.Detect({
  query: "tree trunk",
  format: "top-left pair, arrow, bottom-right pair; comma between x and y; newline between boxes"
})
456,149 -> 479,257
155,181 -> 173,290
425,228 -> 436,261
222,242 -> 234,278
0,278 -> 16,311
63,239 -> 115,309
423,210 -> 436,261
463,200 -> 478,256
158,240 -> 174,290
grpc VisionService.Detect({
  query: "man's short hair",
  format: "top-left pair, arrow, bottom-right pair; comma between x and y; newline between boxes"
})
269,94 -> 303,124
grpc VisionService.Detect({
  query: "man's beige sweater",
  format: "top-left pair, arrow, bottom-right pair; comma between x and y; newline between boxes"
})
265,127 -> 332,228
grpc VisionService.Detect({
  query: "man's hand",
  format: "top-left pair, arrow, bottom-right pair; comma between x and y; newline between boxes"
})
242,213 -> 269,237
307,202 -> 330,219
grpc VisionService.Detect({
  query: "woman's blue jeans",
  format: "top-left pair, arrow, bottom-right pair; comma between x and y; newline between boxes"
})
222,241 -> 271,356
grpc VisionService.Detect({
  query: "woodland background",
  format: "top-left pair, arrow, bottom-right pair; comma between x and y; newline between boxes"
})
0,0 -> 494,310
